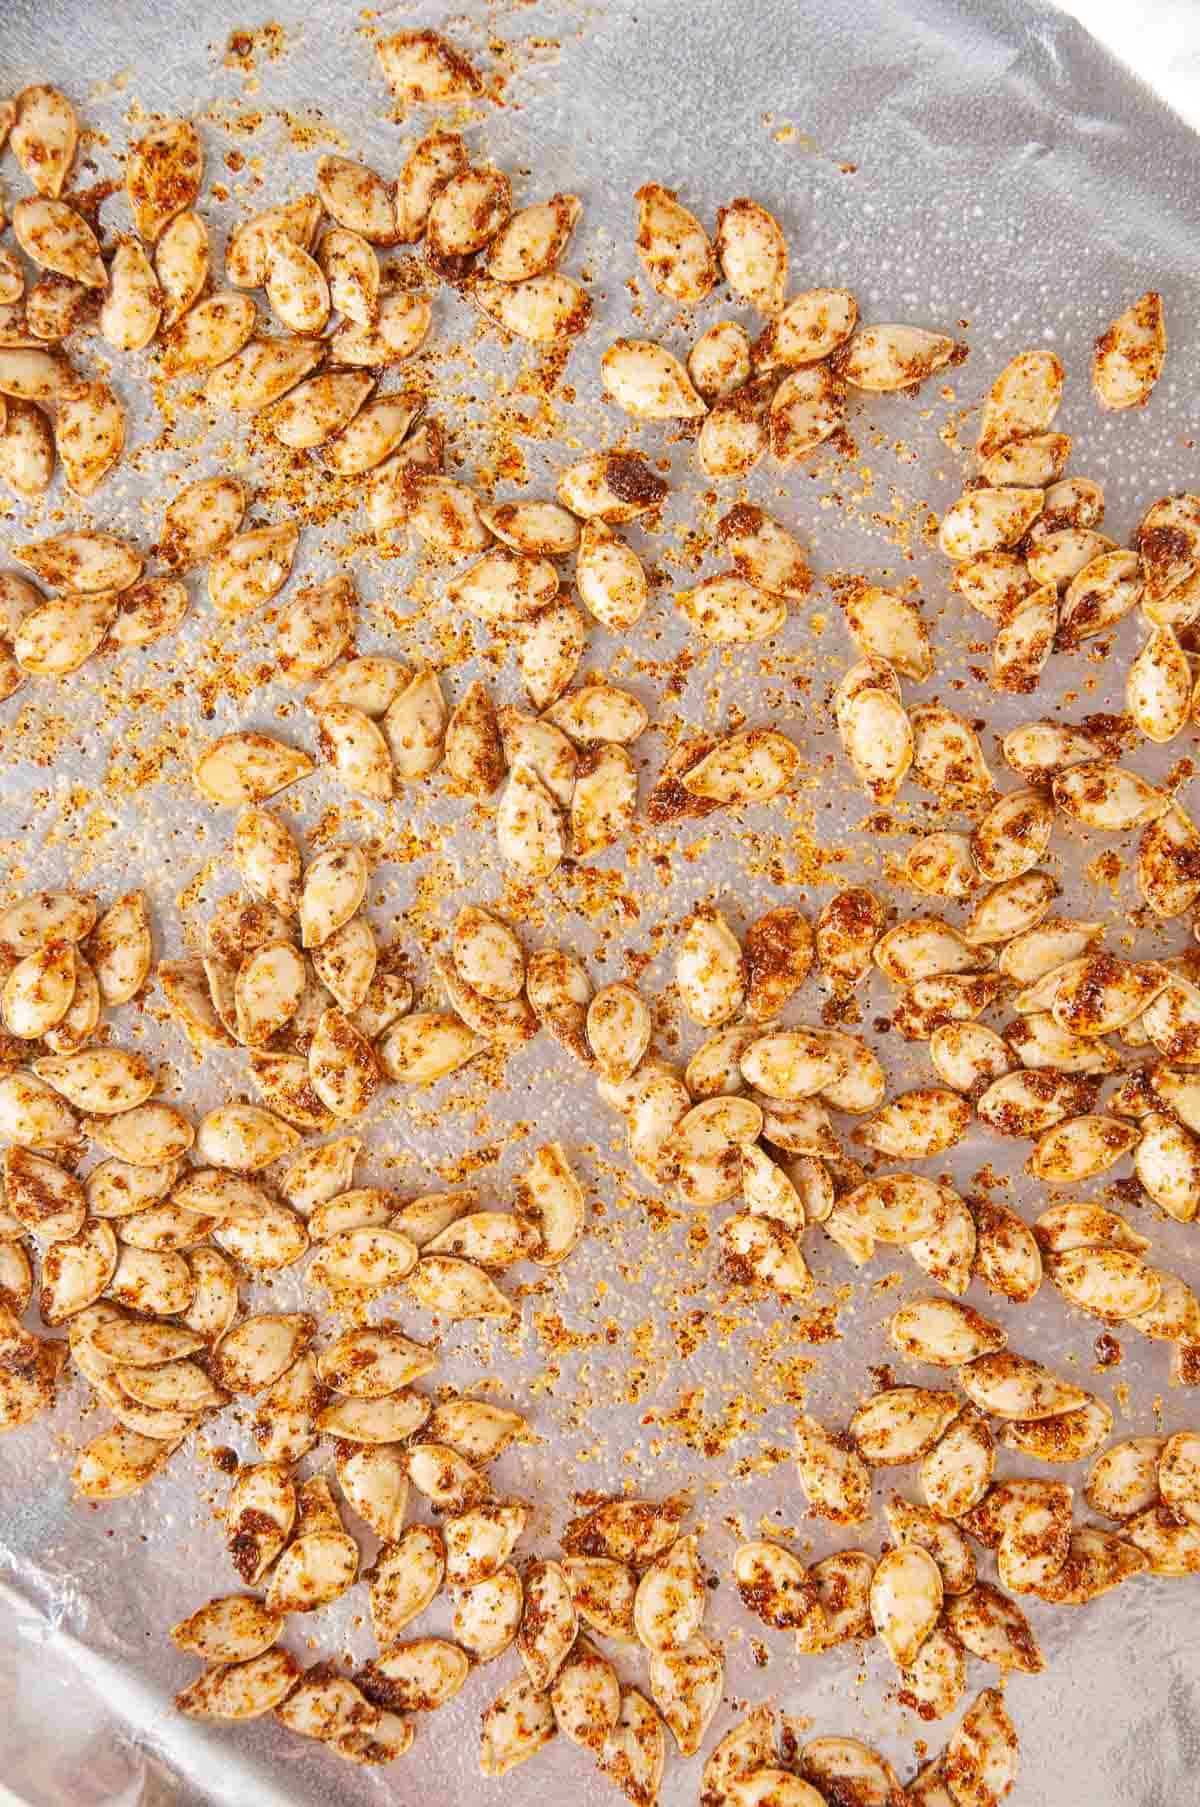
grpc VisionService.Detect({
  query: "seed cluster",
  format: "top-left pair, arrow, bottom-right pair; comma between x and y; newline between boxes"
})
0,21 -> 1198,1807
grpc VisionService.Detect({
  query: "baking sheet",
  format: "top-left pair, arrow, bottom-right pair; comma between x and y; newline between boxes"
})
1,0 -> 1198,1802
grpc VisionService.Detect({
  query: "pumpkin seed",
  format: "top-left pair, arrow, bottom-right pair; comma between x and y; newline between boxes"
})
890,1298 -> 1006,1368
943,1582 -> 1043,1673
208,522 -> 298,618
714,196 -> 788,312
969,1199 -> 1043,1304
794,1413 -> 871,1523
476,502 -> 577,563
444,679 -> 506,798
921,1406 -> 994,1518
992,1483 -> 1073,1593
1034,1526 -> 1148,1606
843,687 -> 913,802
1000,1397 -> 1113,1464
689,320 -> 752,400
885,1496 -> 976,1596
479,1673 -> 556,1777
601,337 -> 706,419
473,272 -> 591,344
1126,1505 -> 1200,1575
307,1005 -> 379,1119
852,1386 -> 961,1466
1133,1112 -> 1200,1218
449,548 -> 559,623
0,345 -> 76,402
0,1071 -> 79,1153
377,1011 -> 485,1083
971,787 -> 1054,882
318,1392 -> 431,1445
206,336 -> 325,413
308,1185 -> 392,1240
195,1103 -> 299,1171
958,1350 -> 1089,1420
332,1443 -> 408,1544
1049,954 -> 1167,1037
74,1423 -> 180,1500
863,1087 -> 970,1159
427,162 -> 511,260
0,400 -> 55,500
940,486 -> 1043,560
566,524 -> 644,630
1033,1199 -> 1150,1256
155,210 -> 210,326
586,982 -> 652,1083
1048,1245 -> 1161,1320
569,743 -> 635,857
369,1529 -> 444,1640
485,193 -> 581,282
15,590 -> 116,676
176,1650 -> 301,1721
561,1555 -> 638,1642
1026,526 -> 1114,591
685,726 -> 801,806
393,128 -> 469,240
909,704 -> 993,804
123,117 -> 202,241
176,1247 -> 236,1342
557,448 -> 667,522
754,288 -> 858,371
976,348 -> 1064,458
444,1501 -> 529,1587
377,24 -> 481,99
277,1137 -> 359,1216
276,1673 -> 377,1743
696,375 -> 772,477
843,581 -> 933,678
264,228 -> 331,334
453,1565 -> 523,1662
11,86 -> 77,197
171,1595 -> 284,1665
1093,289 -> 1166,409
99,238 -> 162,350
299,844 -> 367,950
1053,759 -> 1169,831
82,1101 -> 194,1166
513,1557 -> 577,1690
769,363 -> 846,460
991,587 -> 1058,693
976,1068 -> 1097,1138
929,1022 -> 1014,1096
319,1326 -> 435,1398
834,323 -> 958,391
547,1639 -> 619,1752
36,1218 -> 116,1322
733,1539 -> 822,1632
1026,1113 -> 1139,1183
194,732 -> 314,805
981,432 -> 1070,487
3,942 -> 76,1039
266,1528 -> 359,1613
1155,1430 -> 1200,1526
647,1635 -> 723,1757
726,1763 -> 820,1807
409,1253 -> 514,1320
634,182 -> 716,303
13,197 -> 105,288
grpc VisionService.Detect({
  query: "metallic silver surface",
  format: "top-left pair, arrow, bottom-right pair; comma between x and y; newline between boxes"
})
1,2 -> 1198,1804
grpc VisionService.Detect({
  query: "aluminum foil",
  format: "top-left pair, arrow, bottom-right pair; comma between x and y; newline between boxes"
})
1,0 -> 1199,1803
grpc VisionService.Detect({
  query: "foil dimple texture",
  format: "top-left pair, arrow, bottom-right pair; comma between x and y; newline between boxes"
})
1,1 -> 1199,1804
